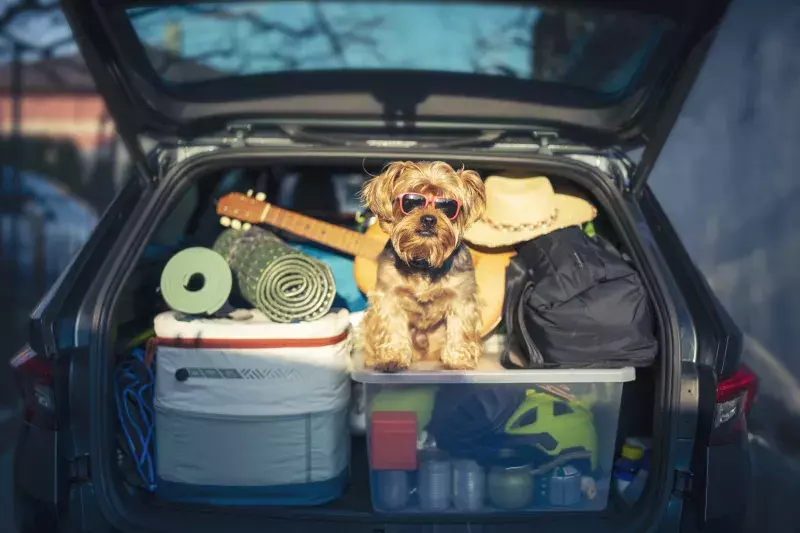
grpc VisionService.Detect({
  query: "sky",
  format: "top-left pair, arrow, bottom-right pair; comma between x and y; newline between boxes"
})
0,1 -> 537,73
125,1 -> 662,94
127,1 -> 540,79
0,0 -> 661,94
0,0 -> 77,62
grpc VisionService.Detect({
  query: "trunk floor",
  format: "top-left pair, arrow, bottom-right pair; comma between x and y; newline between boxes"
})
140,434 -> 631,519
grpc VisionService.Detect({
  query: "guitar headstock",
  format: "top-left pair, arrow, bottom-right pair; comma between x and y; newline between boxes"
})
216,190 -> 269,230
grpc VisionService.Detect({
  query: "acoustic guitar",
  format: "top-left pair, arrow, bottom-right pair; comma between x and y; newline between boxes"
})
216,191 -> 515,337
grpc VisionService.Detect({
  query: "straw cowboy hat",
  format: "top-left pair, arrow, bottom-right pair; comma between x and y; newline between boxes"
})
464,176 -> 597,248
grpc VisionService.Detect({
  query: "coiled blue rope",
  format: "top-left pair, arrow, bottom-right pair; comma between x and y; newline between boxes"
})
114,348 -> 156,492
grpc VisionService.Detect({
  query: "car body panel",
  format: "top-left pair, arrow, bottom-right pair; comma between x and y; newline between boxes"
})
18,145 -> 745,533
47,147 -> 685,533
14,1 -> 759,531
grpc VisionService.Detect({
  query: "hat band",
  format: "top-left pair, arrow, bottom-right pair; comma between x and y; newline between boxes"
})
483,209 -> 559,232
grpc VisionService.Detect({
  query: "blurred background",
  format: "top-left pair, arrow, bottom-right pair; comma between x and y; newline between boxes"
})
0,0 -> 129,369
1,0 -> 799,531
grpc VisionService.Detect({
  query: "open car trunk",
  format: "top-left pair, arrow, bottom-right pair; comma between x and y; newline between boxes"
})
88,148 -> 674,533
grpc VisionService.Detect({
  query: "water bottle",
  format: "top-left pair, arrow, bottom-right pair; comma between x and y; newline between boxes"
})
418,453 -> 452,511
374,470 -> 410,511
452,460 -> 485,511
548,465 -> 582,507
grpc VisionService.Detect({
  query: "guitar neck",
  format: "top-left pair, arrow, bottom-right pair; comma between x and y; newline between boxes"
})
262,205 -> 385,259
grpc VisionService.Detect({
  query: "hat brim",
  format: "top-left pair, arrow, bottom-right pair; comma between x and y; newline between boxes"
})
464,193 -> 597,248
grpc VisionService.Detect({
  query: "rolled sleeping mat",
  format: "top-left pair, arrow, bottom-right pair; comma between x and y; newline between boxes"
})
159,247 -> 233,315
213,226 -> 336,323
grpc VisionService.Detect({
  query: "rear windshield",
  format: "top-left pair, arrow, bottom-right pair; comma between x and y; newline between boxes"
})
126,1 -> 668,96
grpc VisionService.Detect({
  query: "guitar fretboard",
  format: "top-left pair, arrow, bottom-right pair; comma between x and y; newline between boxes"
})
263,205 -> 386,259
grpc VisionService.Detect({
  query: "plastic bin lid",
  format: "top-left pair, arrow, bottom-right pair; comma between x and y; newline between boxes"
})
350,352 -> 636,385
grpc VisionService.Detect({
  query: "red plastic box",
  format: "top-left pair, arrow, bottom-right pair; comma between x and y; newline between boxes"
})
369,411 -> 418,470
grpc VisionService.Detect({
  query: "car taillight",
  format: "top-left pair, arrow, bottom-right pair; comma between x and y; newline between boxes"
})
11,344 -> 52,384
712,364 -> 757,442
10,344 -> 56,429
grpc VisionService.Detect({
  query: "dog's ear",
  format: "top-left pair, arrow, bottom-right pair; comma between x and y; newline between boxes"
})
360,162 -> 407,223
457,168 -> 486,227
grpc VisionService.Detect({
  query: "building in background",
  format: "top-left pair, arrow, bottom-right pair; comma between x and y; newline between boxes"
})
0,42 -> 221,209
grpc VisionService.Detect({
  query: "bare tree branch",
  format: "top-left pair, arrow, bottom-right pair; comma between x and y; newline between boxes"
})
468,8 -> 544,79
0,0 -> 86,91
136,1 -> 385,79
0,0 -> 55,33
3,0 -> 386,88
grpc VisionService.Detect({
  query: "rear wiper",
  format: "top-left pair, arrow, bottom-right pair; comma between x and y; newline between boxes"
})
277,124 -> 508,149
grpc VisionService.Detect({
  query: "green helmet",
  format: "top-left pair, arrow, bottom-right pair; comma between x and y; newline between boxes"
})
504,390 -> 598,470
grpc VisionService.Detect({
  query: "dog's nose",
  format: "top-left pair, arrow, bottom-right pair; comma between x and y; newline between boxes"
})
420,214 -> 437,226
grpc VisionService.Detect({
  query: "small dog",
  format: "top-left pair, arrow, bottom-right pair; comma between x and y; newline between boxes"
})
359,161 -> 486,372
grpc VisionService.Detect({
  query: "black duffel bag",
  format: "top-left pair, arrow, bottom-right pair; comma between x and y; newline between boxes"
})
502,226 -> 657,368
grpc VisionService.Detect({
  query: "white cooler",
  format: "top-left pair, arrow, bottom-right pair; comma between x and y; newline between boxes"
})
153,308 -> 352,506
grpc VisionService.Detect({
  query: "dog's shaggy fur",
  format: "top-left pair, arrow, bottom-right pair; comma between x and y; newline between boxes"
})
359,161 -> 486,372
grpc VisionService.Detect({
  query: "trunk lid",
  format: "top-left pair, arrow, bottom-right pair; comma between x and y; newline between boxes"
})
61,0 -> 729,184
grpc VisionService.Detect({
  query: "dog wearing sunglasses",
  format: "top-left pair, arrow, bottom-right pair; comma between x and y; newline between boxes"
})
359,161 -> 486,372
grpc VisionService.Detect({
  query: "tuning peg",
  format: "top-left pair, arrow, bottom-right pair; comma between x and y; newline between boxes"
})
255,192 -> 266,202
231,219 -> 242,230
242,223 -> 252,231
220,216 -> 232,227
247,189 -> 254,197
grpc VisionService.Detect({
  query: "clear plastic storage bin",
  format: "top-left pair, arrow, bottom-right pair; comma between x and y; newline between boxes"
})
352,365 -> 635,514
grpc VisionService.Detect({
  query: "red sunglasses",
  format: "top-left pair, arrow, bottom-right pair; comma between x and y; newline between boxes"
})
395,193 -> 462,220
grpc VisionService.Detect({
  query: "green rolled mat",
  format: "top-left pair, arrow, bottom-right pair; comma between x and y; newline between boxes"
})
160,247 -> 233,315
213,227 -> 336,323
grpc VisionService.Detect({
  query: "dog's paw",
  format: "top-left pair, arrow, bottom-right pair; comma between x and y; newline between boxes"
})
441,340 -> 482,370
372,360 -> 412,373
367,345 -> 413,373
